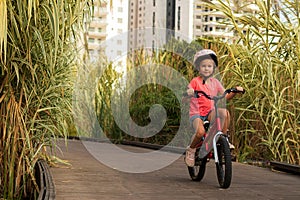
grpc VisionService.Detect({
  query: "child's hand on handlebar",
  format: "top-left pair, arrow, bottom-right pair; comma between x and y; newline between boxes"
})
187,88 -> 194,96
225,86 -> 245,100
236,86 -> 244,93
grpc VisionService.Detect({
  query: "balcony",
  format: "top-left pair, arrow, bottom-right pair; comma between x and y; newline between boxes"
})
93,7 -> 108,17
90,19 -> 108,27
88,32 -> 107,39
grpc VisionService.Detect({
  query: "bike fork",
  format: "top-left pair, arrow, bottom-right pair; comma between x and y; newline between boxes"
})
213,131 -> 223,163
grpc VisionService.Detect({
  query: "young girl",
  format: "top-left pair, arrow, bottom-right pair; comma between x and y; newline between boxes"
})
184,49 -> 243,167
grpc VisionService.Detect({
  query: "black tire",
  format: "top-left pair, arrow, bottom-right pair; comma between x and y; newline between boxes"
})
187,150 -> 207,181
215,135 -> 232,188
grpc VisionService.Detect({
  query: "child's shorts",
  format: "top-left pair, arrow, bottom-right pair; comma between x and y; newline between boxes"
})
189,114 -> 210,132
189,114 -> 209,124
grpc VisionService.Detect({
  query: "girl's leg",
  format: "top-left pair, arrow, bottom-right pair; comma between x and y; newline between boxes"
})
208,108 -> 234,149
208,108 -> 230,133
185,118 -> 206,167
190,118 -> 205,148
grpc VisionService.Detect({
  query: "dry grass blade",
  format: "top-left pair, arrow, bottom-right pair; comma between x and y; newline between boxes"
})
0,0 -> 96,199
206,0 -> 300,164
0,0 -> 7,63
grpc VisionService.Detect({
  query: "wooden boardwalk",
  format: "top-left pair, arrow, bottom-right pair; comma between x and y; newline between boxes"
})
50,139 -> 300,200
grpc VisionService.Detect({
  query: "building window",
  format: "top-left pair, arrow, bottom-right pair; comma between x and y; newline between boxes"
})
96,17 -> 103,23
177,6 -> 181,30
88,27 -> 95,32
216,17 -> 223,22
118,18 -> 123,23
118,7 -> 123,12
152,40 -> 155,50
152,12 -> 155,27
88,38 -> 95,43
153,0 -> 155,6
153,12 -> 156,34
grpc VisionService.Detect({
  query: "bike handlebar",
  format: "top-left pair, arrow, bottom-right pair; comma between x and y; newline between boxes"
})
183,88 -> 245,101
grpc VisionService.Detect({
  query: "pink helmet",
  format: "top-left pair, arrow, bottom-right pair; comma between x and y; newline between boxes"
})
193,49 -> 218,68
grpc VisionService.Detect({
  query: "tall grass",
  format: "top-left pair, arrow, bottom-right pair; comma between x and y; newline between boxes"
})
93,0 -> 299,165
124,46 -> 199,145
95,63 -> 123,140
94,39 -> 229,146
0,0 -> 95,198
94,45 -> 194,145
205,0 -> 300,164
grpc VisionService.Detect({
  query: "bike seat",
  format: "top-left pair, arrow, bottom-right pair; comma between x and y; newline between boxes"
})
203,120 -> 210,132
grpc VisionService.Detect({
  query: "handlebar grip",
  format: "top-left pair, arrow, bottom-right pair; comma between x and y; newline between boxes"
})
227,88 -> 246,94
235,88 -> 246,94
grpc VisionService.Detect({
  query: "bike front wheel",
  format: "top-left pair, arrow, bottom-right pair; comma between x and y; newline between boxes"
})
215,135 -> 232,188
188,154 -> 207,181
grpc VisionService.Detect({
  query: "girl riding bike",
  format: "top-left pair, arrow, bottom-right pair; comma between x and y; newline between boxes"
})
184,49 -> 243,167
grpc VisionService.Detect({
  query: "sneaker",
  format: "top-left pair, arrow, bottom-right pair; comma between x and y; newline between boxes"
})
185,146 -> 196,167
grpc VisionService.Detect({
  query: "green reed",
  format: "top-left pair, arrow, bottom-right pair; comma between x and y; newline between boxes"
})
205,0 -> 300,164
0,0 -> 96,198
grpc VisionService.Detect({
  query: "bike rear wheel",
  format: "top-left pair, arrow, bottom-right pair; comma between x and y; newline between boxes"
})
215,135 -> 232,188
188,151 -> 207,181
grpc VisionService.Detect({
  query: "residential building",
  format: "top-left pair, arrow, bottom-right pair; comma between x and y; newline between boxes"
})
86,0 -> 129,70
175,0 -> 259,42
86,2 -> 108,51
85,0 -> 261,65
128,0 -> 176,52
175,0 -> 194,41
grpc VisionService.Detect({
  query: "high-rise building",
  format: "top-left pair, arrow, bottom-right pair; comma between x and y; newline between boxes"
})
166,0 -> 176,34
175,0 -> 259,42
84,0 -> 260,64
128,0 -> 176,51
86,2 -> 109,51
175,0 -> 194,40
85,0 -> 129,69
